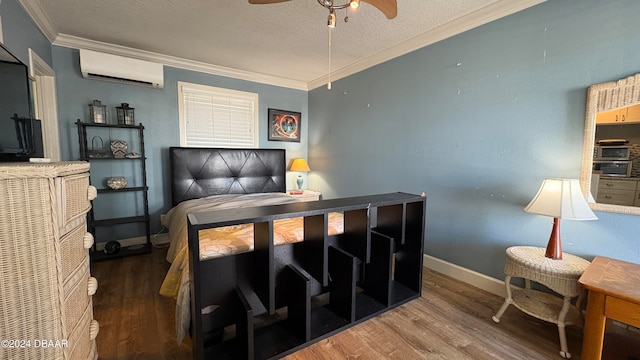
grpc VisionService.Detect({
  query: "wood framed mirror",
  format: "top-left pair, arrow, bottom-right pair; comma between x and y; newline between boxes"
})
580,73 -> 640,215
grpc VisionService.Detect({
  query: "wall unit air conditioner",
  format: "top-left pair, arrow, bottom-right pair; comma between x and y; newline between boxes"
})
79,49 -> 164,88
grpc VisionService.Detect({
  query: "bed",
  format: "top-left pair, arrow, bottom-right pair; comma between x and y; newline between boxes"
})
159,148 -> 343,343
160,147 -> 426,360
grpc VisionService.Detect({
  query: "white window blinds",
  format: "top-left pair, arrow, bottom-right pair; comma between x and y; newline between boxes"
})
178,82 -> 258,148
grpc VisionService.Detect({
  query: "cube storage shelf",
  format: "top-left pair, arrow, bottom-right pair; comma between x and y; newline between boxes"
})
187,192 -> 426,360
76,120 -> 151,261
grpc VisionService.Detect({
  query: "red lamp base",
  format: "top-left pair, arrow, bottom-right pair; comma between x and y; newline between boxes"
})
545,217 -> 562,260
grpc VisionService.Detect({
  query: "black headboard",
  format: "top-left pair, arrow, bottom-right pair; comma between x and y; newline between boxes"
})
169,147 -> 286,206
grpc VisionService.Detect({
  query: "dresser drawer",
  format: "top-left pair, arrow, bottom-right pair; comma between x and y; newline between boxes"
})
56,173 -> 94,234
67,303 -> 98,360
598,179 -> 638,192
60,223 -> 92,281
597,189 -> 636,206
63,258 -> 97,334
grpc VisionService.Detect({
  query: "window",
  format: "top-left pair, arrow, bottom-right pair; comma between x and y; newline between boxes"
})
178,82 -> 259,148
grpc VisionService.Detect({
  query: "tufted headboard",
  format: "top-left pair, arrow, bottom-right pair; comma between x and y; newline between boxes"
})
169,147 -> 286,206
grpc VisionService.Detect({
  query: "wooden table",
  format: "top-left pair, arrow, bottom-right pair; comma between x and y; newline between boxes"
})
579,256 -> 640,360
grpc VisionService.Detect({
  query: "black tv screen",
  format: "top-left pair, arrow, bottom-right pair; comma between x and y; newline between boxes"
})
0,43 -> 36,161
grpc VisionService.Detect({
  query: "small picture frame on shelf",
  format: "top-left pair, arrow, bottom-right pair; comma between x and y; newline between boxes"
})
268,108 -> 301,142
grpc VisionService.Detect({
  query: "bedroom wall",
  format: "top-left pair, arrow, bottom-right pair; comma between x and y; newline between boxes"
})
4,0 -> 639,281
308,0 -> 640,280
52,46 -> 309,234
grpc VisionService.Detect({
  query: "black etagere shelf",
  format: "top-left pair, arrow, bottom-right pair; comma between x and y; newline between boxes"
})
76,120 -> 151,261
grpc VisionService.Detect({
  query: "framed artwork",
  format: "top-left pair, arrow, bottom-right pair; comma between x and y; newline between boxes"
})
268,108 -> 301,142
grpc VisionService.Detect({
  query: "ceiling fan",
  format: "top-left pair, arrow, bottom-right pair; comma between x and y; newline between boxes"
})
248,0 -> 398,20
249,0 -> 397,89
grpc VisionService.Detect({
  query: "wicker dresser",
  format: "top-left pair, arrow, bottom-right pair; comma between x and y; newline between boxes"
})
0,162 -> 99,360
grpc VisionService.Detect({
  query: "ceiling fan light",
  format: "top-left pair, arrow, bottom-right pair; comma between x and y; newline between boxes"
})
350,0 -> 359,9
321,0 -> 333,7
327,12 -> 336,28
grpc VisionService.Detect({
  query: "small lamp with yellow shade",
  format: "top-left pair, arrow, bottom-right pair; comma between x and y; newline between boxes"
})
289,158 -> 310,190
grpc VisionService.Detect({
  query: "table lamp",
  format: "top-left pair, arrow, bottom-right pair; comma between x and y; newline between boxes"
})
289,158 -> 310,190
524,178 -> 597,260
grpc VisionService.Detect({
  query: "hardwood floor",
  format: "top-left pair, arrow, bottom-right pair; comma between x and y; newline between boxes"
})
91,247 -> 640,359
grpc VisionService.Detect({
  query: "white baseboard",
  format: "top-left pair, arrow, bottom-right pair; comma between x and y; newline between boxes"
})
96,236 -> 146,251
423,254 -> 507,298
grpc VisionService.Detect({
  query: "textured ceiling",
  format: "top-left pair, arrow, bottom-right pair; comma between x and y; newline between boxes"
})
34,0 -> 540,87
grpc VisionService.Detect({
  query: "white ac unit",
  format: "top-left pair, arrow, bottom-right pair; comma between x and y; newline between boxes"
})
79,49 -> 164,88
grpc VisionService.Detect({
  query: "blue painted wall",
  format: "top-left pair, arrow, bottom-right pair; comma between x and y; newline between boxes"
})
308,0 -> 640,279
52,46 -> 309,234
0,0 -> 51,65
4,0 -> 640,279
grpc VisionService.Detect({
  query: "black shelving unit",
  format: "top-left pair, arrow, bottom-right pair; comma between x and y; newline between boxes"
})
76,120 -> 151,261
187,193 -> 426,359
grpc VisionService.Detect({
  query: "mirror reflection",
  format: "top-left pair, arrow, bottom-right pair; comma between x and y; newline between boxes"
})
581,73 -> 640,215
592,113 -> 640,205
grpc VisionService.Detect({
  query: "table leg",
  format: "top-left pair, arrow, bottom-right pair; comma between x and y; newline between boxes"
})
575,288 -> 586,319
492,276 -> 512,323
582,291 -> 607,360
557,296 -> 572,358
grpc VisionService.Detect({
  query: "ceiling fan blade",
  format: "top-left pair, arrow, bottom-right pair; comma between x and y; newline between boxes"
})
248,0 -> 292,4
362,0 -> 397,19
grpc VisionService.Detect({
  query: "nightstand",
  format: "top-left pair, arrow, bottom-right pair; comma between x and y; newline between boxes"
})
288,189 -> 321,201
492,246 -> 590,359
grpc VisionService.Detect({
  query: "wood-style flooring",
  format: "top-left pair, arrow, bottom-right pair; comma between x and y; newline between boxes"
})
91,247 -> 640,359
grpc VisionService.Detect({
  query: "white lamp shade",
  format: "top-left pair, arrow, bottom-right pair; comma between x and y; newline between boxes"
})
524,178 -> 597,220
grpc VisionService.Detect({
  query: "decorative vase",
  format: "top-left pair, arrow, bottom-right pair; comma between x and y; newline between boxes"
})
106,176 -> 127,190
110,140 -> 128,158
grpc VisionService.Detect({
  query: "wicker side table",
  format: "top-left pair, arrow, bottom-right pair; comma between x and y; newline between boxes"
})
492,246 -> 590,359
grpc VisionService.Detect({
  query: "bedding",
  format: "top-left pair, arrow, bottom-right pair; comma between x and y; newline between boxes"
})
163,193 -> 301,263
158,192 -> 344,344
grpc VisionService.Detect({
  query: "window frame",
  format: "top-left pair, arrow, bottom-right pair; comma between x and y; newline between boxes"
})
177,81 -> 259,148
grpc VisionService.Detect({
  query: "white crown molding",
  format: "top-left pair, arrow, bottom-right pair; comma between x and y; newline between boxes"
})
308,0 -> 547,90
17,0 -> 57,42
53,34 -> 309,91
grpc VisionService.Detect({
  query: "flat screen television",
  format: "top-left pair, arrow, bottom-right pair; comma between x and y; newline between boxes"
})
0,43 -> 43,162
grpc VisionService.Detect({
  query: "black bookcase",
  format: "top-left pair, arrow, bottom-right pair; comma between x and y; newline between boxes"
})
76,120 -> 151,260
187,192 -> 426,359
